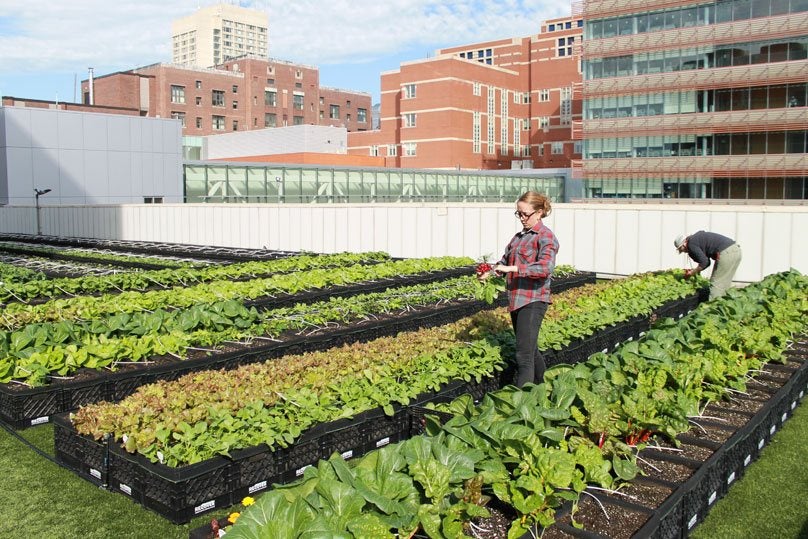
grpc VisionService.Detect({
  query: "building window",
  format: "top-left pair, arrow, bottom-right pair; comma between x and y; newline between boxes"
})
170,111 -> 186,127
295,69 -> 302,78
539,89 -> 550,102
232,85 -> 238,93
293,94 -> 304,110
346,100 -> 351,108
387,144 -> 397,156
346,113 -> 351,122
404,113 -> 416,127
537,144 -> 544,156
558,37 -> 574,57
196,117 -> 202,128
143,196 -> 164,204
330,104 -> 340,119
473,82 -> 481,96
232,120 -> 238,131
574,141 -> 583,154
295,82 -> 302,89
551,142 -> 564,154
370,145 -> 379,157
357,108 -> 367,122
232,100 -> 238,109
212,90 -> 225,107
265,90 -> 276,107
403,83 -> 416,99
195,96 -> 202,106
293,116 -> 303,125
473,111 -> 481,153
267,78 -> 274,84
265,113 -> 276,127
195,80 -> 202,89
404,142 -> 417,156
319,110 -> 324,119
540,116 -> 549,129
212,115 -> 225,130
170,85 -> 185,104
522,118 -> 530,130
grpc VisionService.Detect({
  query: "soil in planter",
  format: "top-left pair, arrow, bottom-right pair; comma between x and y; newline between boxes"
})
746,377 -> 785,392
721,395 -> 767,414
638,456 -> 696,484
650,439 -> 716,462
537,524 -> 579,539
613,480 -> 675,509
555,497 -> 651,539
700,406 -> 753,428
685,421 -> 736,445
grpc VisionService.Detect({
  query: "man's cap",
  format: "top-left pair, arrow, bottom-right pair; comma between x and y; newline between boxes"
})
673,235 -> 686,249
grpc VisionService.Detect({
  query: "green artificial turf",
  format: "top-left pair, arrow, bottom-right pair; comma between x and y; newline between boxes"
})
0,423 -> 211,539
2,400 -> 807,538
691,399 -> 808,539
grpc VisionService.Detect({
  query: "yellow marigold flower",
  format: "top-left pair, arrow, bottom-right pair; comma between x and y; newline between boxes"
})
228,512 -> 240,524
242,496 -> 255,506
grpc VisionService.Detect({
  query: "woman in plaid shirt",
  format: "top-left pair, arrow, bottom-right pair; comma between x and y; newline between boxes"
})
492,191 -> 559,387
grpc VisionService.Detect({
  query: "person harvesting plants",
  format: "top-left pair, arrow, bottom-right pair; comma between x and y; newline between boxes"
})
674,231 -> 741,300
479,191 -> 558,387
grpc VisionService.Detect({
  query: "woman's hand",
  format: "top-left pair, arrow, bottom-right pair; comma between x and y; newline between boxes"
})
494,264 -> 517,274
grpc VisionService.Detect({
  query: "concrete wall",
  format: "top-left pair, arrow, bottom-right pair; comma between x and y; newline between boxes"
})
0,106 -> 183,205
0,202 -> 805,283
204,125 -> 348,160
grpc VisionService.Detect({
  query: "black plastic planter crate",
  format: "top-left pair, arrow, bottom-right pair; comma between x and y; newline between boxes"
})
273,434 -> 324,484
109,443 -> 236,524
53,413 -> 108,486
361,406 -> 412,453
0,385 -> 64,428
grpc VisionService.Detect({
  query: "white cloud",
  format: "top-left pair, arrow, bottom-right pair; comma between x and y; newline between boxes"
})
0,0 -> 570,73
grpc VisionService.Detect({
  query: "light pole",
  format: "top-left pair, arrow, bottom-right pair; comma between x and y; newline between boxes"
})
34,188 -> 51,236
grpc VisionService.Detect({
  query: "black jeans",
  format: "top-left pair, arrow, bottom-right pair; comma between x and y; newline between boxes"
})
509,301 -> 549,387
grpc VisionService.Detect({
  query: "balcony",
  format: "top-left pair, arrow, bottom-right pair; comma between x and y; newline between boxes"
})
575,107 -> 808,138
582,59 -> 808,97
576,0 -> 716,20
574,154 -> 808,179
583,12 -> 808,58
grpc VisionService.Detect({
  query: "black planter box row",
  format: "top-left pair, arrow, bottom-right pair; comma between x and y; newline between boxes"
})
539,339 -> 808,539
0,271 -> 597,429
0,294 -> 488,429
0,233 -> 301,262
52,291 -> 700,525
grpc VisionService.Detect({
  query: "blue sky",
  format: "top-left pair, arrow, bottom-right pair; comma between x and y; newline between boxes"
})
0,1 -> 570,105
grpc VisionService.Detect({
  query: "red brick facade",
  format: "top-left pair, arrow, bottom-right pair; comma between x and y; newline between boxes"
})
78,58 -> 372,136
348,15 -> 583,170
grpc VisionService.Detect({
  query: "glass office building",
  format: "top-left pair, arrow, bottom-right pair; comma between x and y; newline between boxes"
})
574,0 -> 808,199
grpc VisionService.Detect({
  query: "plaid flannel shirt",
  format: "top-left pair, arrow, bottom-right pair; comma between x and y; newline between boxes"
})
497,221 -> 559,311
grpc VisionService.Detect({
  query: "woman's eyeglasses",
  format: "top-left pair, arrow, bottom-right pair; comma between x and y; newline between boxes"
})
514,210 -> 536,219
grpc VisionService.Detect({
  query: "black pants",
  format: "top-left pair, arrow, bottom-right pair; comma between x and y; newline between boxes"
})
509,301 -> 549,387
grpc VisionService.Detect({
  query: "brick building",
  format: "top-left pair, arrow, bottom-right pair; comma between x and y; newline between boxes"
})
347,15 -> 584,170
80,57 -> 372,137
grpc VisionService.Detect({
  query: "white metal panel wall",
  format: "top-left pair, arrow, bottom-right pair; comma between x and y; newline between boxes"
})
0,107 -> 183,205
0,203 -> 806,283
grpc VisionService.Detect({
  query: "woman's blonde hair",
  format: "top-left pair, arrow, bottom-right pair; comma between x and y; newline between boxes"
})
517,191 -> 552,218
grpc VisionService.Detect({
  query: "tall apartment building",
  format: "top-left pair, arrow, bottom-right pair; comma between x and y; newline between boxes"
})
172,3 -> 269,68
80,57 -> 372,136
348,16 -> 584,170
574,0 -> 808,199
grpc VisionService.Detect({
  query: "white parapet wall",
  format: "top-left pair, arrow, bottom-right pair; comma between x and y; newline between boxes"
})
0,202 -> 805,283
